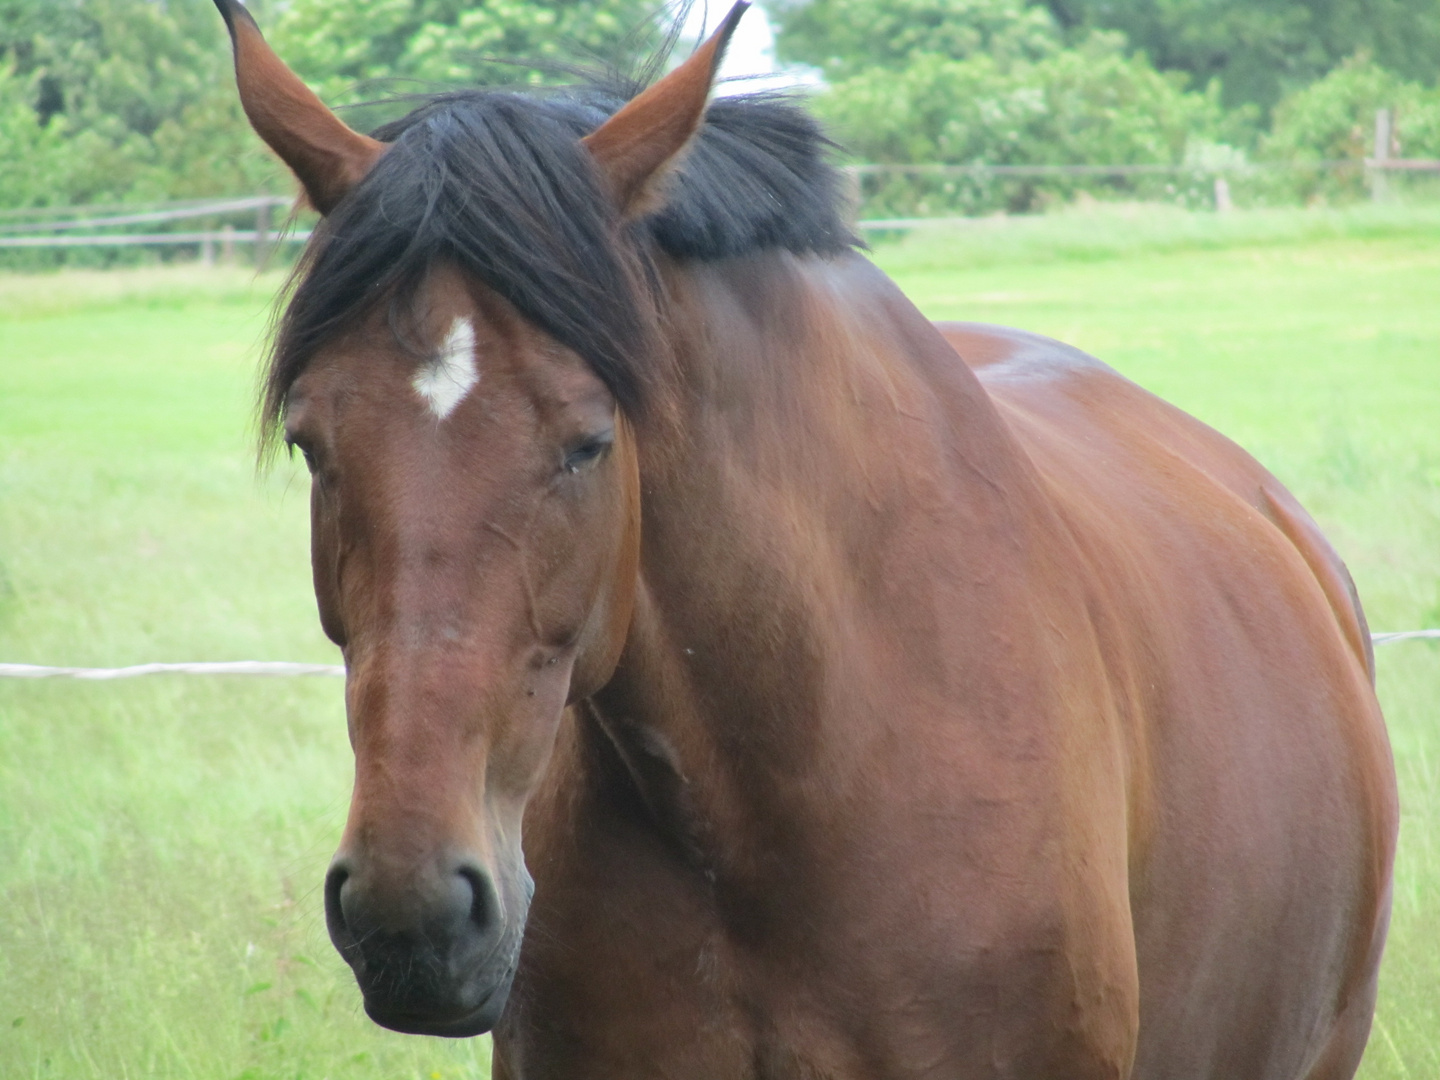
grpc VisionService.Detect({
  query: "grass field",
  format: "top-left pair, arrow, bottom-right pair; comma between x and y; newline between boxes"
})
2,204 -> 1437,1078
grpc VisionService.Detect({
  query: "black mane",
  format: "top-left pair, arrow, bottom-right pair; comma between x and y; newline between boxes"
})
264,86 -> 858,431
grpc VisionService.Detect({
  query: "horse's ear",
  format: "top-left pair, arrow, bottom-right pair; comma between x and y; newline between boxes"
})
212,0 -> 386,215
583,1 -> 748,219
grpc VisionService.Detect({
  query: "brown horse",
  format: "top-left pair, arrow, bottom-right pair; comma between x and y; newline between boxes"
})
214,2 -> 1397,1076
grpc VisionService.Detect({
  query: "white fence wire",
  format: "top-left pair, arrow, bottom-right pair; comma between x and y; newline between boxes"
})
3,168 -> 1435,677
0,195 -> 303,253
0,662 -> 345,679
1,632 -> 1434,679
5,155 -> 1440,250
1370,630 -> 1440,645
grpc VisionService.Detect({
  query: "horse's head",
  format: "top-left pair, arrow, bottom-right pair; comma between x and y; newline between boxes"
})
287,269 -> 644,1037
214,0 -> 748,1036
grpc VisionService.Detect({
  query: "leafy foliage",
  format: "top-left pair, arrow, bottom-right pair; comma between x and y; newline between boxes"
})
0,0 -> 293,207
0,0 -> 661,213
820,32 -> 1219,167
0,63 -> 83,208
770,1 -> 1227,213
1033,0 -> 1440,111
771,0 -> 1440,125
3,0 -> 1437,225
271,0 -> 665,106
1261,55 -> 1440,202
1267,56 -> 1440,164
767,0 -> 1060,80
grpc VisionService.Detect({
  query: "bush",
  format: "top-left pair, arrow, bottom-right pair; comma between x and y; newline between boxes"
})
767,0 -> 1060,81
1262,55 -> 1440,204
1026,0 -> 1440,113
0,0 -> 291,211
270,0 -> 663,108
814,31 -> 1228,215
0,64 -> 84,209
0,0 -> 661,216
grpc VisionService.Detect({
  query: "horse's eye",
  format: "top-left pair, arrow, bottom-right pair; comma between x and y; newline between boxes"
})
562,433 -> 613,475
286,436 -> 319,475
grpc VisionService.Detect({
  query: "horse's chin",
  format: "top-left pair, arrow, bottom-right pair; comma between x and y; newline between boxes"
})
363,967 -> 515,1038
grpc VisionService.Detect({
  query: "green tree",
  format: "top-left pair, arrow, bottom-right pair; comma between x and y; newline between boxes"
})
0,62 -> 83,208
821,33 -> 1223,213
0,0 -> 665,209
767,0 -> 1061,81
0,0 -> 286,205
271,0 -> 666,106
1033,0 -> 1440,111
765,0 -> 1226,212
1261,54 -> 1440,202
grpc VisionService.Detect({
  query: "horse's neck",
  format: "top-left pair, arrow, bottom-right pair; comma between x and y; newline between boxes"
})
591,249 -> 1035,870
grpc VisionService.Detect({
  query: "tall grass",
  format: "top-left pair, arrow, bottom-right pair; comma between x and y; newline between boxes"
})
2,204 -> 1437,1077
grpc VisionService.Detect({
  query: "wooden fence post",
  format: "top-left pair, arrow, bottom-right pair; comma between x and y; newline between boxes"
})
254,202 -> 272,270
1371,108 -> 1392,203
1213,175 -> 1233,213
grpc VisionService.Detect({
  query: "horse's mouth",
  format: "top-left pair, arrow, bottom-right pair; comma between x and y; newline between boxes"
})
361,954 -> 518,1038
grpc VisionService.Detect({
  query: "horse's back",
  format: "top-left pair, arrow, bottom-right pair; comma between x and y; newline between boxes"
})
936,321 -> 1397,1080
943,319 -> 1372,673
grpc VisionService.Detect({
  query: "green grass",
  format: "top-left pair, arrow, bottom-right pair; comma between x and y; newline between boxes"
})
1,204 -> 1437,1078
0,269 -> 491,1080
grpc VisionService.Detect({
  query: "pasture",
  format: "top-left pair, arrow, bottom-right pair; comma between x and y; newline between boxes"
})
1,203 -> 1437,1079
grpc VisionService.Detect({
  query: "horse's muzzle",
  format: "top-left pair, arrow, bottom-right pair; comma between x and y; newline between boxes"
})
324,854 -> 528,1037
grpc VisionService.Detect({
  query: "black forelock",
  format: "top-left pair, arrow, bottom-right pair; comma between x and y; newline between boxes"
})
262,85 -> 859,434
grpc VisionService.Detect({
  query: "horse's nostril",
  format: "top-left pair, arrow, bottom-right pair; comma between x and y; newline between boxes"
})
455,863 -> 500,931
324,860 -> 352,940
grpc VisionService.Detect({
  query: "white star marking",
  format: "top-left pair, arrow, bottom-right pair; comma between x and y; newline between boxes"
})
412,316 -> 478,419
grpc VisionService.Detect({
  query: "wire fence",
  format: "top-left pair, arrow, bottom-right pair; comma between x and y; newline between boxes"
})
1370,630 -> 1440,645
846,156 -> 1440,222
847,160 -> 1440,179
0,662 -> 345,679
1,631 -> 1434,680
837,111 -> 1438,219
2,162 -> 1435,677
0,195 -> 305,264
4,147 -> 1439,257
